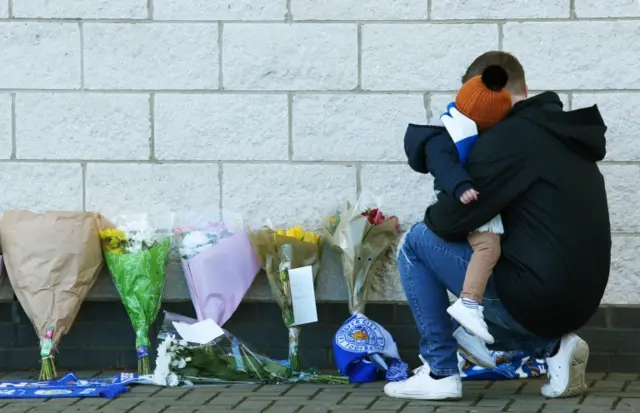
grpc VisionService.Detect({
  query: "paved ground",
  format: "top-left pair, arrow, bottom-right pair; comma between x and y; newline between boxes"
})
1,372 -> 639,412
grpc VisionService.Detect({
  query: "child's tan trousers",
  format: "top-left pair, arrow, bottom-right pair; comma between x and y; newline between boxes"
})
462,231 -> 501,302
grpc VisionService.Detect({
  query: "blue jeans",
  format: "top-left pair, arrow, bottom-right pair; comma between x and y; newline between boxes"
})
397,222 -> 560,376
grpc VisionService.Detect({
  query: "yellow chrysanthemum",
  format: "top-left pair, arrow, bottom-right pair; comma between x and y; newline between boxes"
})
302,231 -> 320,245
99,228 -> 127,241
99,228 -> 128,253
285,226 -> 305,240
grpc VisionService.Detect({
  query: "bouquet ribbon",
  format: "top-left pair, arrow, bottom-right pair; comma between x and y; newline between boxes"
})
333,313 -> 408,383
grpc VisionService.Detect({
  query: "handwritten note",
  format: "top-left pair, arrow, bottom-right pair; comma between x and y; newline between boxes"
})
173,319 -> 225,345
289,266 -> 318,326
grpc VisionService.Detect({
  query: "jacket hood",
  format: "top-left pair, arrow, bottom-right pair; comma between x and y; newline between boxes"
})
514,92 -> 607,162
404,124 -> 446,174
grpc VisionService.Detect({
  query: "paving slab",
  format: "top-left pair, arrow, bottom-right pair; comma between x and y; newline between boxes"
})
1,372 -> 639,412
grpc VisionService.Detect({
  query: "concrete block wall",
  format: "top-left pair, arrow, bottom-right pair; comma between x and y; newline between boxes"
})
0,1 -> 638,304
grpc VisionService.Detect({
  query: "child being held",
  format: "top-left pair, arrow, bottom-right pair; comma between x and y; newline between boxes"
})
429,65 -> 513,345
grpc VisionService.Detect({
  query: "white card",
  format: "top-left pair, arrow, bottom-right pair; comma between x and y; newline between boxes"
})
173,319 -> 225,345
289,266 -> 318,326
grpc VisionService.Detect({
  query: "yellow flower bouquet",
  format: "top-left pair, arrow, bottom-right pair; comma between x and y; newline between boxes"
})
249,225 -> 322,373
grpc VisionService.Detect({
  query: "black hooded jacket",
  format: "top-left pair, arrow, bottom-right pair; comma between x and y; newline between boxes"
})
407,92 -> 611,338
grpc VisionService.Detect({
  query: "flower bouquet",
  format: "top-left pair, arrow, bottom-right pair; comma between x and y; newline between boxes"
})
153,311 -> 290,386
173,212 -> 260,325
249,225 -> 322,373
153,312 -> 347,386
323,192 -> 407,383
99,214 -> 171,375
0,211 -> 105,379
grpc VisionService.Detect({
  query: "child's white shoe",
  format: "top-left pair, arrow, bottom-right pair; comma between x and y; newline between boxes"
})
454,327 -> 496,369
447,298 -> 495,344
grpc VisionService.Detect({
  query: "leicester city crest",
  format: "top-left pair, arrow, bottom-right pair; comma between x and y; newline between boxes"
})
336,314 -> 386,353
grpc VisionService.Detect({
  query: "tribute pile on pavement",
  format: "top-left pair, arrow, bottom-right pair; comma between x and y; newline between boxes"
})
0,193 -> 546,399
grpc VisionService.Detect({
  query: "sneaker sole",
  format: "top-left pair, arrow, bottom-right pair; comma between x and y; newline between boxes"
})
447,306 -> 495,345
383,388 -> 462,401
454,329 -> 496,369
545,338 -> 589,399
561,339 -> 589,398
458,345 -> 496,370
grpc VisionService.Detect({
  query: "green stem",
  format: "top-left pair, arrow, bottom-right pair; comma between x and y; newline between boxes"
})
138,355 -> 151,375
288,327 -> 301,373
39,357 -> 56,380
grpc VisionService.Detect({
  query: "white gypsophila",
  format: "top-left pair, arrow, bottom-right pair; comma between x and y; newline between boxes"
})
120,216 -> 163,254
152,335 -> 177,386
167,373 -> 180,387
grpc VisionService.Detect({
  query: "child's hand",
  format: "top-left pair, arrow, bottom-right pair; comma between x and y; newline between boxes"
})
460,189 -> 479,204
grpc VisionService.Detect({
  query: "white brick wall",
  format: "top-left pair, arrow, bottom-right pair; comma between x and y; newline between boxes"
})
0,1 -> 637,304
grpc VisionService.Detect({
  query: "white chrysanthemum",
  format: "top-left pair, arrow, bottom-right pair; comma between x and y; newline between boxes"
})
120,216 -> 162,253
152,355 -> 172,385
167,373 -> 180,387
177,359 -> 187,369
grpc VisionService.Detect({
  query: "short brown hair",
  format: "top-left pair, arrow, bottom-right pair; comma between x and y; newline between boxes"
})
462,51 -> 526,95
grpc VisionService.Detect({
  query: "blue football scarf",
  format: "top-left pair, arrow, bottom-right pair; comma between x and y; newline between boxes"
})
459,351 -> 547,381
0,372 -> 141,399
333,313 -> 408,383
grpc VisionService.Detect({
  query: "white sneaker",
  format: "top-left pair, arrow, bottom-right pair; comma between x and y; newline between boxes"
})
541,334 -> 589,398
383,355 -> 462,400
454,327 -> 496,369
447,298 -> 494,344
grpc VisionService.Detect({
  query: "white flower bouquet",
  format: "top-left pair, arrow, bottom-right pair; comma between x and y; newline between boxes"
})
99,213 -> 171,375
172,211 -> 260,326
152,312 -> 290,386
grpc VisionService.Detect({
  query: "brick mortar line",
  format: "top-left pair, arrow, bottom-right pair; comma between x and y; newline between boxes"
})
217,22 -> 223,90
568,92 -> 574,110
0,159 -> 637,166
79,22 -> 84,90
0,89 -> 638,94
218,161 -> 224,214
1,17 -> 639,23
81,162 -> 86,210
423,92 -> 431,122
288,93 -> 293,160
148,93 -> 155,161
9,93 -> 15,159
356,23 -> 362,90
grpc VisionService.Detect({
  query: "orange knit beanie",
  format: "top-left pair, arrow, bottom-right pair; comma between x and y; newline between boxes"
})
455,65 -> 512,132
